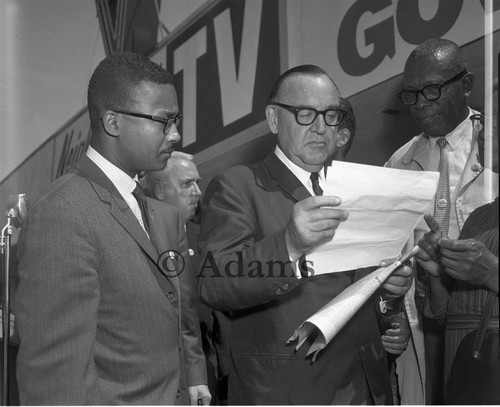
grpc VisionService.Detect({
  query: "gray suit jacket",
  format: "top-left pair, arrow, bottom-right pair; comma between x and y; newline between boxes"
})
15,156 -> 190,405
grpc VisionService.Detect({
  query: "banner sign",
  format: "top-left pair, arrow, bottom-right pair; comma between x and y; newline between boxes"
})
52,112 -> 91,181
288,0 -> 500,96
1,0 -> 498,208
163,0 -> 280,153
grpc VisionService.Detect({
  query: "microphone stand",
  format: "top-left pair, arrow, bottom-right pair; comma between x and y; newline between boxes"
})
1,213 -> 13,406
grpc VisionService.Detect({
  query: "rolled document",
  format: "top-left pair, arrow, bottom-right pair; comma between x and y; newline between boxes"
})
287,246 -> 420,361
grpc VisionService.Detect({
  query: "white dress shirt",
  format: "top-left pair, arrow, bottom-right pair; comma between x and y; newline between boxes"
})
274,146 -> 326,195
421,108 -> 475,238
274,146 -> 327,278
86,146 -> 147,232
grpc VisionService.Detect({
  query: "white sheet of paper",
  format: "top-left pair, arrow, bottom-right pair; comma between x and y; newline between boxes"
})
306,161 -> 439,274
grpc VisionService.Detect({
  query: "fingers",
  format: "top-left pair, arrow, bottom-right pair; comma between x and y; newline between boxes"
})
417,237 -> 439,262
308,217 -> 347,232
391,264 -> 413,277
424,213 -> 441,233
382,320 -> 410,355
439,238 -> 483,253
299,195 -> 342,210
287,196 -> 350,255
415,249 -> 431,262
382,339 -> 409,354
306,208 -> 349,223
417,230 -> 441,263
379,258 -> 397,267
383,265 -> 412,297
382,331 -> 410,354
415,255 -> 443,277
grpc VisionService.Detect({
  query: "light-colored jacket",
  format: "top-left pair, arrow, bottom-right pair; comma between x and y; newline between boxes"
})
385,115 -> 499,404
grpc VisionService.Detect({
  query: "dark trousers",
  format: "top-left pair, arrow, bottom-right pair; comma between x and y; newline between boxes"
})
423,317 -> 445,405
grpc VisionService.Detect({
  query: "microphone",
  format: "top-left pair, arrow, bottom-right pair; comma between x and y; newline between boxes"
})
6,194 -> 28,230
2,193 -> 28,404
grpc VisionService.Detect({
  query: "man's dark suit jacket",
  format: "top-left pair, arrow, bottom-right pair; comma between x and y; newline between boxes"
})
198,152 -> 393,405
14,156 -> 205,404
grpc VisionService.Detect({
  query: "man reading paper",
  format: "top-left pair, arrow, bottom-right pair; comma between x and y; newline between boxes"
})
197,65 -> 412,405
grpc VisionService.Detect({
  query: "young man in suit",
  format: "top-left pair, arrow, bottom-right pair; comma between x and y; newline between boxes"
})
14,53 -> 210,405
197,65 -> 413,405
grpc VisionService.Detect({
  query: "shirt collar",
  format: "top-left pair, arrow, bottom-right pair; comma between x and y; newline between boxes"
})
428,107 -> 475,150
274,146 -> 324,185
86,146 -> 138,198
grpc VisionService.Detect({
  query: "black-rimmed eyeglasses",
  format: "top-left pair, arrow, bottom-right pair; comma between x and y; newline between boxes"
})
115,110 -> 182,134
272,102 -> 346,126
397,69 -> 468,106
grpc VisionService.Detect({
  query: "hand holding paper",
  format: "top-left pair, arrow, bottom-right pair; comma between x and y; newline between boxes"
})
381,256 -> 414,298
306,161 -> 438,274
285,195 -> 348,261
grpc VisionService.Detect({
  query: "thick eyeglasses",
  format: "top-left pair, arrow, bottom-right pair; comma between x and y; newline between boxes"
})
397,69 -> 468,106
272,102 -> 346,126
115,110 -> 182,134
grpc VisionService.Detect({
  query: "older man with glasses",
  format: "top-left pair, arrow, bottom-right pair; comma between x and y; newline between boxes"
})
198,64 -> 413,405
385,38 -> 498,404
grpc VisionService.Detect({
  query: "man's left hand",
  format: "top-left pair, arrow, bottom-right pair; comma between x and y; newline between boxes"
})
188,384 -> 211,405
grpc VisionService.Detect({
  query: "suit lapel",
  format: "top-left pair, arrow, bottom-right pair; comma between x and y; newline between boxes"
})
73,156 -> 159,264
147,201 -> 182,296
457,132 -> 481,193
263,153 -> 311,202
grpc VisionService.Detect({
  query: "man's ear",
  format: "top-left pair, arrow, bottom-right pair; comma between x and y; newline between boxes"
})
462,73 -> 474,97
153,179 -> 164,201
265,105 -> 279,134
336,128 -> 351,148
101,111 -> 120,137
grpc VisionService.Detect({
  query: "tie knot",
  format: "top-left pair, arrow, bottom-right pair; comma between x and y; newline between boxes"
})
310,172 -> 323,196
133,182 -> 145,198
310,172 -> 320,183
437,137 -> 447,149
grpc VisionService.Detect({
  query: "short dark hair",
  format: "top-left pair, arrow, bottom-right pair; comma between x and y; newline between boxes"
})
269,64 -> 339,101
338,98 -> 356,155
87,52 -> 174,125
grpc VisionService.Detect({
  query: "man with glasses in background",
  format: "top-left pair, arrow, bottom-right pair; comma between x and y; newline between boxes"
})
385,38 -> 498,404
15,52 -> 210,405
198,65 -> 413,404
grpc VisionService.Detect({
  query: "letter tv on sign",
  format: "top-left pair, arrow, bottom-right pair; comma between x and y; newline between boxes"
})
165,0 -> 280,153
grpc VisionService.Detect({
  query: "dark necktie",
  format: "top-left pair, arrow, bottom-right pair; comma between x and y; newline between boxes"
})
133,182 -> 158,250
310,172 -> 323,196
300,172 -> 324,278
433,137 -> 451,237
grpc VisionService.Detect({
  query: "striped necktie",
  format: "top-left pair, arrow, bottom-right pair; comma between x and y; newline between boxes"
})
433,137 -> 450,237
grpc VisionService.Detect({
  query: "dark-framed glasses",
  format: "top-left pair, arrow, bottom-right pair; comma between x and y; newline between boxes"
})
397,69 -> 468,106
115,110 -> 182,134
272,102 -> 346,126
